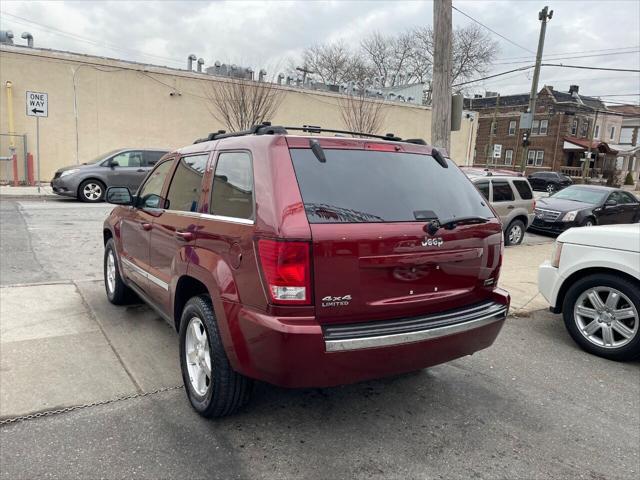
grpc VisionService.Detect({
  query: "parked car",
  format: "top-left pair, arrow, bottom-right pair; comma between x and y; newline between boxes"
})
51,148 -> 169,202
538,224 -> 640,360
102,124 -> 510,417
530,185 -> 640,235
463,169 -> 535,246
528,171 -> 573,194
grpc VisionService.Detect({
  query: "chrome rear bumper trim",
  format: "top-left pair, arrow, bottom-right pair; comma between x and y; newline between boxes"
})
324,306 -> 507,352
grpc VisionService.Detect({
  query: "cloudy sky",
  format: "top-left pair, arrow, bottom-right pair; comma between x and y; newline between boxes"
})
1,0 -> 638,104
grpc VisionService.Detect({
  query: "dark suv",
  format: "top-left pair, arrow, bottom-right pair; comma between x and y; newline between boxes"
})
527,171 -> 572,194
103,124 -> 509,417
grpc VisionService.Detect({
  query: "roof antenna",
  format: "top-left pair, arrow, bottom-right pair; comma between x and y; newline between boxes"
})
309,139 -> 326,163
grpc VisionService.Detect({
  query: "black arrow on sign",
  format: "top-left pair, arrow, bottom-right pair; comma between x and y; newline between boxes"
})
31,108 -> 44,114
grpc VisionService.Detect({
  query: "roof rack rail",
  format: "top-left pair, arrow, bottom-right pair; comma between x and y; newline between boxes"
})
193,123 -> 428,146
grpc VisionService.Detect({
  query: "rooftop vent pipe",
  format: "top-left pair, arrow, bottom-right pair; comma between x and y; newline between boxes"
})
21,32 -> 33,47
197,58 -> 204,72
0,30 -> 14,45
259,69 -> 267,82
187,54 -> 197,71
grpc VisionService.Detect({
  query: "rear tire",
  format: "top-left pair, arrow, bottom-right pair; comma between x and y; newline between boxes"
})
104,238 -> 135,305
179,295 -> 253,418
562,273 -> 640,361
505,219 -> 525,246
79,179 -> 106,202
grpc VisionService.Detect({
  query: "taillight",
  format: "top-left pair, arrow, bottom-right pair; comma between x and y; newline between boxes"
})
364,142 -> 400,152
533,198 -> 536,210
257,239 -> 311,305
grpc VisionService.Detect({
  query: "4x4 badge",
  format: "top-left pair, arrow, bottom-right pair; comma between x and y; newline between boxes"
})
321,295 -> 352,307
422,237 -> 444,247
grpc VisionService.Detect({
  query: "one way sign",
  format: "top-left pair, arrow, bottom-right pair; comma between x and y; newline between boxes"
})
26,91 -> 48,117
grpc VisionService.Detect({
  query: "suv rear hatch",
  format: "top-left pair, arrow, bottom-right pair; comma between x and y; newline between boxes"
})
288,140 -> 503,325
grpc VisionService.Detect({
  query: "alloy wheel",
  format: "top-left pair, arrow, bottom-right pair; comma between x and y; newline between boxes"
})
83,183 -> 102,201
185,317 -> 212,396
508,224 -> 523,245
106,250 -> 116,294
546,184 -> 556,194
573,287 -> 638,349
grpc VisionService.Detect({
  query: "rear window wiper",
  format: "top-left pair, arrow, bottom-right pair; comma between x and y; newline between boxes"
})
439,216 -> 489,230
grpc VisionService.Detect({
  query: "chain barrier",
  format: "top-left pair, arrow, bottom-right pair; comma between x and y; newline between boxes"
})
0,385 -> 184,426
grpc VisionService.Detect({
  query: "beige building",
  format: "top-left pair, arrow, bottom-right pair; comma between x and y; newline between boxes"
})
0,44 -> 477,182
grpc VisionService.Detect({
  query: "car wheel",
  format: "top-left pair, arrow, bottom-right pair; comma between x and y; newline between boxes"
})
546,183 -> 557,194
562,273 -> 640,361
505,219 -> 525,246
179,295 -> 253,417
104,238 -> 135,305
79,179 -> 106,202
580,217 -> 596,227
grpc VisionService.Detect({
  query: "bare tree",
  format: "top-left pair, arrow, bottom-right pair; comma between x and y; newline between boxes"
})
301,41 -> 370,85
340,89 -> 386,134
205,77 -> 284,131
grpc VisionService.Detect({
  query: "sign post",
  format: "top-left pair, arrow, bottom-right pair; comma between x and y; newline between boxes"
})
26,91 -> 48,193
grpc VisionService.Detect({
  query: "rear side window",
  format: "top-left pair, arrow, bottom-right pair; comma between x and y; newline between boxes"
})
513,180 -> 533,200
145,151 -> 167,166
476,181 -> 490,200
166,154 -> 208,212
491,181 -> 515,202
290,149 -> 493,223
210,152 -> 254,220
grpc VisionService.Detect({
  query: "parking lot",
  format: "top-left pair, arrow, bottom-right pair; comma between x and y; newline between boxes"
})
1,197 -> 638,479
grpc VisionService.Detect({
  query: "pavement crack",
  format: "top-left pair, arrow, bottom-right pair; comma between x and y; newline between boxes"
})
73,280 -> 144,394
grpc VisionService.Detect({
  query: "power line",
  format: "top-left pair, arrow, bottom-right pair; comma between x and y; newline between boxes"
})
451,4 -> 536,54
495,45 -> 639,62
453,65 -> 534,87
541,63 -> 640,73
493,50 -> 640,66
1,11 -> 185,67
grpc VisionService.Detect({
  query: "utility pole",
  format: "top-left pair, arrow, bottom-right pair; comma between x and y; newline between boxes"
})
486,94 -> 501,168
583,109 -> 599,180
431,0 -> 452,152
520,5 -> 553,172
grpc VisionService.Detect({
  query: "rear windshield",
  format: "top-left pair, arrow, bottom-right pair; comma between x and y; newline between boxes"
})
290,149 -> 494,223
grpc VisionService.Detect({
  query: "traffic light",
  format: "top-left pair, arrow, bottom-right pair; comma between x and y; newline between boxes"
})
522,131 -> 530,147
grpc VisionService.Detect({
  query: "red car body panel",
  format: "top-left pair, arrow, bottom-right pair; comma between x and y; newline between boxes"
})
104,133 -> 509,388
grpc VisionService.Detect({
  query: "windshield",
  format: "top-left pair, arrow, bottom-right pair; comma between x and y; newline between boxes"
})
290,149 -> 494,223
86,149 -> 122,165
551,186 -> 607,204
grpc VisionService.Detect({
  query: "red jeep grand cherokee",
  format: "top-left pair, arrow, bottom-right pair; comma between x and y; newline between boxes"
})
103,124 -> 509,417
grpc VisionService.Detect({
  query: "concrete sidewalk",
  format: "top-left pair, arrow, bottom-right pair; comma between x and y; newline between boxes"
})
0,185 -> 55,198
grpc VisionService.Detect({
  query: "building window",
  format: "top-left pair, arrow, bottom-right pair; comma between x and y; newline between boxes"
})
609,126 -> 616,141
619,127 -> 634,145
532,120 -> 540,135
539,119 -> 548,135
491,121 -> 497,135
527,150 -> 535,166
581,120 -> 589,137
508,120 -> 516,136
535,150 -> 544,166
571,119 -> 578,136
594,125 -> 600,139
505,149 -> 513,165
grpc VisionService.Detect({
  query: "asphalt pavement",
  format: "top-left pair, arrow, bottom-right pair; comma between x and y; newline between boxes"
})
0,196 -> 638,479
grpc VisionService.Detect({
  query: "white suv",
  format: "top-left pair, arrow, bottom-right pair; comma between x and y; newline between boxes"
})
538,224 -> 640,360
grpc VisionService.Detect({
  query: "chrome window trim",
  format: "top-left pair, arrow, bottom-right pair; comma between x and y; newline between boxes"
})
200,213 -> 254,225
121,257 -> 169,291
324,307 -> 507,352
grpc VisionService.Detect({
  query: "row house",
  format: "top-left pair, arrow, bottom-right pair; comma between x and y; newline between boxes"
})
464,85 -> 624,178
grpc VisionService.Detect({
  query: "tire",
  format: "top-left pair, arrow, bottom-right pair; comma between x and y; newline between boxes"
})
179,295 -> 253,417
79,179 -> 106,202
580,217 -> 596,227
546,183 -> 557,194
562,273 -> 640,361
505,219 -> 525,246
104,238 -> 135,305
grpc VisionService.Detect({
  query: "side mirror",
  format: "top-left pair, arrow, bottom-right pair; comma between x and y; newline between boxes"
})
109,159 -> 119,168
605,199 -> 617,207
106,186 -> 133,205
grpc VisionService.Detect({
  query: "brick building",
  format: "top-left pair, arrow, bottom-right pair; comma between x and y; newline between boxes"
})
464,85 -> 623,177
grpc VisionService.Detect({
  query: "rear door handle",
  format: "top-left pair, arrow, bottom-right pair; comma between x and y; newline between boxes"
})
136,169 -> 146,173
141,223 -> 152,231
507,205 -> 515,209
175,231 -> 194,242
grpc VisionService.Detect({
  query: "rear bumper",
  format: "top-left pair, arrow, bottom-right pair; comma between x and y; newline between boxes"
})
223,289 -> 510,388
